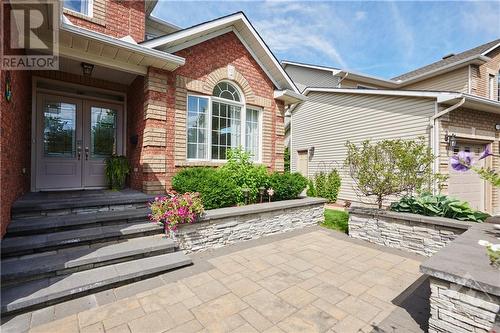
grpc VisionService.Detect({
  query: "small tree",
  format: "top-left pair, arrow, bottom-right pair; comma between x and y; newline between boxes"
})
344,138 -> 434,208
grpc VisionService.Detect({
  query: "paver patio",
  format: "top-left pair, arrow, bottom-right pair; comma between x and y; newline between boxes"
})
1,227 -> 430,333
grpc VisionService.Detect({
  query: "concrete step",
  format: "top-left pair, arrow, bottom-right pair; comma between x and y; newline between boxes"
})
1,251 -> 192,315
12,190 -> 154,219
1,235 -> 175,285
6,208 -> 150,236
1,222 -> 164,257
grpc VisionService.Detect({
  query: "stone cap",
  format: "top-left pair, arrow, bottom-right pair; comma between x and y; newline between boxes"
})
348,206 -> 473,231
420,223 -> 500,296
199,197 -> 327,222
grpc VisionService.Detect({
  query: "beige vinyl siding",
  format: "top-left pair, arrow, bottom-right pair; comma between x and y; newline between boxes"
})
401,66 -> 469,92
284,66 -> 340,92
339,79 -> 386,89
291,92 -> 436,205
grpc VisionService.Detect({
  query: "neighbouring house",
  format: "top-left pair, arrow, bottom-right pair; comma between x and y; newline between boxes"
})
0,1 -> 303,237
285,39 -> 500,214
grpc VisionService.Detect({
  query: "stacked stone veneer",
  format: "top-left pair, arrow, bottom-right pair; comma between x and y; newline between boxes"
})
348,208 -> 471,257
429,277 -> 500,333
176,198 -> 325,253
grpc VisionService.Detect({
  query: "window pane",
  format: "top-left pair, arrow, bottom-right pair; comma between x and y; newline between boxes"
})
64,0 -> 89,15
91,107 -> 117,159
211,101 -> 241,160
245,108 -> 260,161
187,96 -> 208,159
43,102 -> 77,158
212,82 -> 241,102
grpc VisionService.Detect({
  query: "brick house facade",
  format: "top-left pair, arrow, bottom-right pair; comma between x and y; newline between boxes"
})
0,2 -> 301,236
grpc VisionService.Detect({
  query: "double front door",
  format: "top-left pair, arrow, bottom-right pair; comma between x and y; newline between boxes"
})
36,94 -> 124,190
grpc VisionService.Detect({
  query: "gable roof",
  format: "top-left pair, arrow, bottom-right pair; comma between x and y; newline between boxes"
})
392,39 -> 500,81
140,12 -> 300,93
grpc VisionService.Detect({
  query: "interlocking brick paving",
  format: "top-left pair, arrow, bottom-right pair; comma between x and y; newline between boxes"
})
1,227 -> 429,333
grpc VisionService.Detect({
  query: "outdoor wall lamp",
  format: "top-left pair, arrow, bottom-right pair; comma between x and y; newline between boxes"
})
444,131 -> 457,150
81,62 -> 94,77
308,146 -> 315,158
495,124 -> 500,131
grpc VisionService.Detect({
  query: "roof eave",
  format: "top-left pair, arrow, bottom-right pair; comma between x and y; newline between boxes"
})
274,89 -> 307,105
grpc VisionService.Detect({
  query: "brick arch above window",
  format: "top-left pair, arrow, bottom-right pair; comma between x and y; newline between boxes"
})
203,67 -> 255,104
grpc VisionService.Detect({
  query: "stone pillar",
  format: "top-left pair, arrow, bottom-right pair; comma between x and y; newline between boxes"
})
141,68 -> 168,194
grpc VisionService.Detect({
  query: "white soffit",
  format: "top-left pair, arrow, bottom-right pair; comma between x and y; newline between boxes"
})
142,13 -> 300,93
58,18 -> 185,75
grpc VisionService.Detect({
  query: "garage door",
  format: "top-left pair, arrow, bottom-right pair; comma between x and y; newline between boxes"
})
448,142 -> 485,211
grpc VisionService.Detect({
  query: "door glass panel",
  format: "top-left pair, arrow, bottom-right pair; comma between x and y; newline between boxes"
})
43,102 -> 77,158
90,107 -> 117,159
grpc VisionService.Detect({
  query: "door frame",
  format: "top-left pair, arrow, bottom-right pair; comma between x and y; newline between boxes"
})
31,77 -> 127,192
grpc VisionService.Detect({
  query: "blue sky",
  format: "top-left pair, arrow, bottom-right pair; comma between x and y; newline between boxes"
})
153,1 -> 500,79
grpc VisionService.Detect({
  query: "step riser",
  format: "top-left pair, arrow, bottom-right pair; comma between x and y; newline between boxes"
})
12,202 -> 149,220
6,216 -> 148,237
1,255 -> 192,316
1,228 -> 163,258
2,247 -> 176,287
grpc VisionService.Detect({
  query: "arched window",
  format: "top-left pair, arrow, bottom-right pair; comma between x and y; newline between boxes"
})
213,82 -> 241,102
186,80 -> 261,162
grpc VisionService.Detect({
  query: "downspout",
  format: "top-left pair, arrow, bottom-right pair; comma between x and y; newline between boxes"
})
429,97 -> 466,194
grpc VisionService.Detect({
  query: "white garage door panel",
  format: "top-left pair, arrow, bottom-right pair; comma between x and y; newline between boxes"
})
448,143 -> 485,211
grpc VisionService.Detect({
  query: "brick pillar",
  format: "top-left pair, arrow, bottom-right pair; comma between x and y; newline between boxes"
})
141,68 -> 168,194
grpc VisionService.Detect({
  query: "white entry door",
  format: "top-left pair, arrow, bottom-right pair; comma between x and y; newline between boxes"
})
36,94 -> 123,190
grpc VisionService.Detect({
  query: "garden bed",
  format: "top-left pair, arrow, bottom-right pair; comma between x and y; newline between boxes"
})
348,207 -> 475,256
175,197 -> 326,252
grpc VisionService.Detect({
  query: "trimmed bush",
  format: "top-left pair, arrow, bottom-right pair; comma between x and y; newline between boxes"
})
308,170 -> 341,203
268,172 -> 308,201
220,148 -> 269,203
172,167 -> 239,210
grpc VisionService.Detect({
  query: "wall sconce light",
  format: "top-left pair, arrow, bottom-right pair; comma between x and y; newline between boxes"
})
308,146 -> 315,158
495,124 -> 500,131
81,62 -> 94,77
444,131 -> 457,150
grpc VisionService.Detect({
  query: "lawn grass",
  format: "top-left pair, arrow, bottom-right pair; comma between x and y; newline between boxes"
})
321,209 -> 349,233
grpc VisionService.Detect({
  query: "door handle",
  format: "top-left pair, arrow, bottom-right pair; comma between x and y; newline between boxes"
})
85,147 -> 89,160
77,146 -> 81,160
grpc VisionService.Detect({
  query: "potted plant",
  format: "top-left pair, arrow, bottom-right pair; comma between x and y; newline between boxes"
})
148,191 -> 204,239
105,155 -> 130,190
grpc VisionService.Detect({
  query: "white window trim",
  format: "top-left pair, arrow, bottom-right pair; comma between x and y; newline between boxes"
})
64,0 -> 94,18
186,87 -> 263,163
488,74 -> 495,100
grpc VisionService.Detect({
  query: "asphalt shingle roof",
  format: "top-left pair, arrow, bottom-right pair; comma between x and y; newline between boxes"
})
392,39 -> 500,81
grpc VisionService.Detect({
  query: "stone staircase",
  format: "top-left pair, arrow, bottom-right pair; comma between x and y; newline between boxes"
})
0,190 -> 192,316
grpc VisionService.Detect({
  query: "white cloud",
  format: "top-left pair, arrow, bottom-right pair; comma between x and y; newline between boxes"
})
355,11 -> 367,21
461,2 -> 500,36
254,1 -> 349,68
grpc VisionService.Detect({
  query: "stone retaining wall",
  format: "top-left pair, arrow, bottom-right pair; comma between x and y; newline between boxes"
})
348,207 -> 472,257
176,197 -> 326,253
428,277 -> 500,333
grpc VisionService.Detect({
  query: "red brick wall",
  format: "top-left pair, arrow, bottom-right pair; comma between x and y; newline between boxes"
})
1,4 -> 33,237
0,70 -> 32,237
127,75 -> 145,190
65,0 -> 146,43
174,32 -> 276,102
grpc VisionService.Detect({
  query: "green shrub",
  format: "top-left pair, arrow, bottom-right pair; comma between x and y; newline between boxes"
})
268,172 -> 308,201
390,193 -> 490,223
306,178 -> 316,197
314,170 -> 341,203
172,167 -> 239,210
105,155 -> 130,190
322,209 -> 349,233
220,148 -> 269,203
